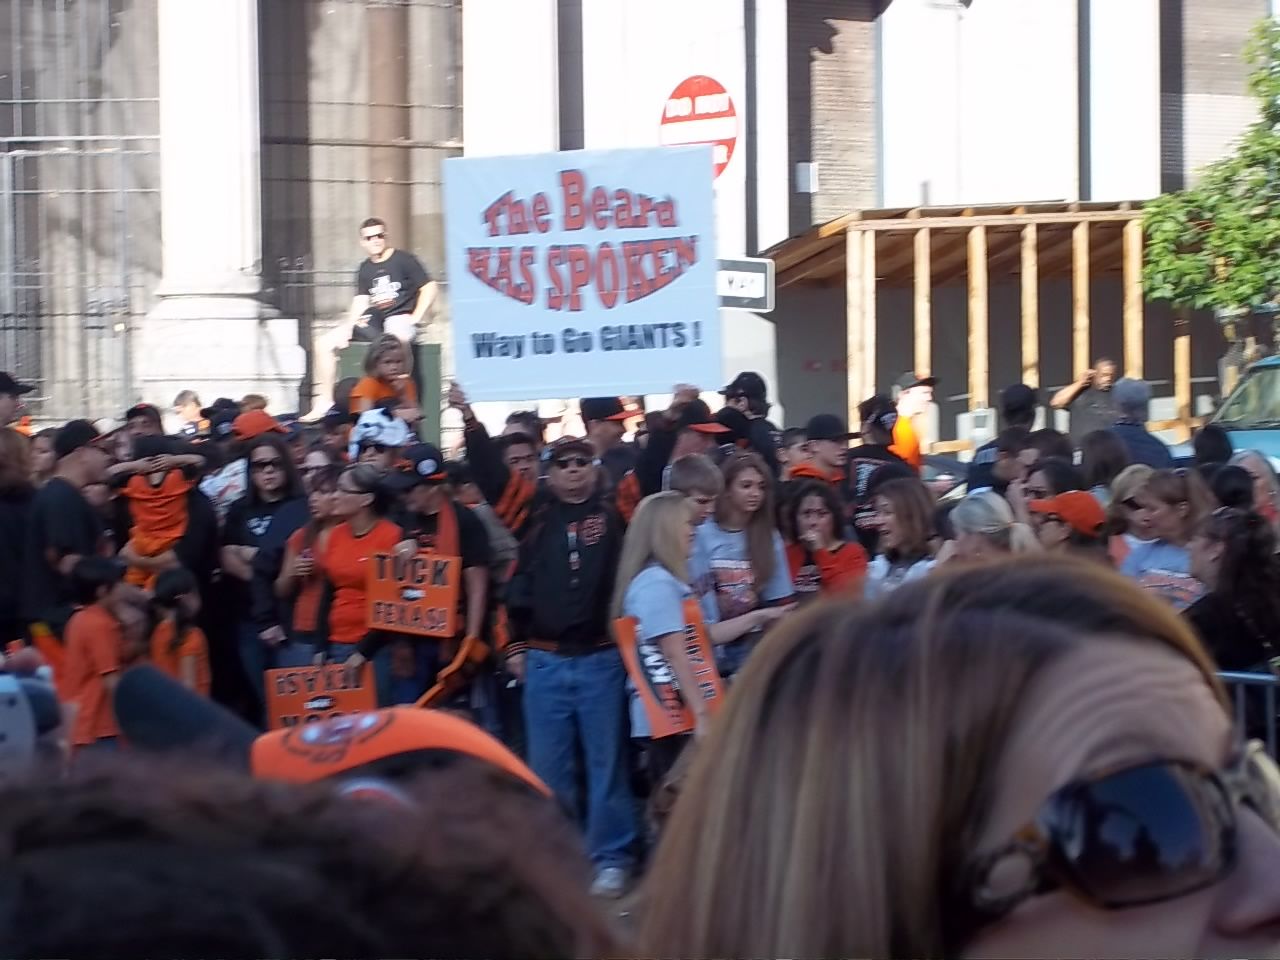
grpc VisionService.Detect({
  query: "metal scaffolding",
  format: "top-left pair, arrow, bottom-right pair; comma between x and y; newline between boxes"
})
0,0 -> 160,421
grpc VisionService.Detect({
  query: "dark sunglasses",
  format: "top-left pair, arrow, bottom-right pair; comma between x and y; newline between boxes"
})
1120,496 -> 1142,511
249,458 -> 284,472
552,456 -> 592,470
361,232 -> 385,241
359,442 -> 392,453
960,740 -> 1280,931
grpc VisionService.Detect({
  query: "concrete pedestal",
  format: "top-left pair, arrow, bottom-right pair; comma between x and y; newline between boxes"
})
138,0 -> 303,411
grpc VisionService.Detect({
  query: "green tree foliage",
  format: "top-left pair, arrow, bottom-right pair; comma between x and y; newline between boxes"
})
1145,20 -> 1280,312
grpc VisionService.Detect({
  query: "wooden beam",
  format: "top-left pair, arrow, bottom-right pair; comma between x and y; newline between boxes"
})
1021,223 -> 1039,388
1123,218 -> 1144,378
846,230 -> 866,428
779,244 -> 847,288
863,230 -> 878,403
914,228 -> 931,377
1072,221 -> 1090,379
931,236 -> 975,287
849,209 -> 1143,232
1174,308 -> 1192,429
877,241 -> 920,285
968,225 -> 989,410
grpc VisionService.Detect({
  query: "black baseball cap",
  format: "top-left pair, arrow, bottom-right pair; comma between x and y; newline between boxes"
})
209,410 -> 238,441
720,372 -> 768,401
200,397 -> 239,420
541,436 -> 596,463
580,397 -> 630,423
0,372 -> 34,397
674,399 -> 732,436
714,407 -> 752,445
857,394 -> 900,435
804,413 -> 856,443
403,443 -> 447,483
895,371 -> 938,392
53,419 -> 105,459
1000,383 -> 1038,417
124,402 -> 163,426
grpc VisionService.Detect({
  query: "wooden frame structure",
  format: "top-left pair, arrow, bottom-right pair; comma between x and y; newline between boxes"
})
765,202 -> 1191,436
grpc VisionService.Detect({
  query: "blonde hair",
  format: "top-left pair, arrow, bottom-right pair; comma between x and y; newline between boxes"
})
949,491 -> 1039,554
364,334 -> 414,378
1107,463 -> 1155,534
610,492 -> 695,620
639,557 -> 1224,958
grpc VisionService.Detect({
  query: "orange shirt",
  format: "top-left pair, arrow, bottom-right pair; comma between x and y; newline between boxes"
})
786,541 -> 868,601
63,604 -> 122,745
149,620 -> 211,696
286,527 -> 327,633
349,376 -> 418,412
320,519 -> 403,645
124,470 -> 194,548
890,417 -> 923,472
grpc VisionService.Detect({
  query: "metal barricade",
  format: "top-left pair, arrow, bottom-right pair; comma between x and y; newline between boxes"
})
1218,671 -> 1280,758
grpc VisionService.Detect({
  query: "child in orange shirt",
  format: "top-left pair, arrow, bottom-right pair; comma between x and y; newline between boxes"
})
109,436 -> 206,587
784,480 -> 868,603
349,334 -> 422,425
148,567 -> 211,696
63,557 -> 132,753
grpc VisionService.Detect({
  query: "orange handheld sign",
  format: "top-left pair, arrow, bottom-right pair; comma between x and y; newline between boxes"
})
366,551 -> 460,638
615,597 -> 725,739
265,663 -> 377,730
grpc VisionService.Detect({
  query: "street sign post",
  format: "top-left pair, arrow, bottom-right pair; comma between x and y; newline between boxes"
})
717,257 -> 775,312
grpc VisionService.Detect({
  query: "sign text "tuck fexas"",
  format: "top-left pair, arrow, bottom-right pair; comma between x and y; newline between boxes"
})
444,146 -> 720,400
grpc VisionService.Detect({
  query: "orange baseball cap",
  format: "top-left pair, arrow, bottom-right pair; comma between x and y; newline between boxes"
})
232,409 -> 286,441
1028,490 -> 1106,537
114,666 -> 549,797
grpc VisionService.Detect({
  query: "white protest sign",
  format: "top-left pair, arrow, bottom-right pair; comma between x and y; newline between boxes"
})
443,146 -> 720,400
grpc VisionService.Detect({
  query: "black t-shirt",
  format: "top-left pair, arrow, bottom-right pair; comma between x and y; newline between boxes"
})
21,478 -> 105,632
1068,387 -> 1117,444
845,445 -> 913,553
0,490 -> 33,636
1184,593 -> 1275,672
223,496 -> 310,621
356,249 -> 431,333
400,502 -> 491,639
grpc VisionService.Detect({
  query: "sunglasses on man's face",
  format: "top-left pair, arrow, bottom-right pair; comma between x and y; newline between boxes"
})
359,442 -> 391,454
959,739 -> 1280,935
552,456 -> 592,470
361,232 -> 386,241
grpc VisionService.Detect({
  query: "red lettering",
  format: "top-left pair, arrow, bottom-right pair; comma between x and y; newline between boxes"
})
482,191 -> 513,238
467,247 -> 491,285
596,243 -> 620,309
508,199 -> 530,235
656,198 -> 677,228
673,235 -> 698,270
531,192 -> 551,233
517,247 -> 536,305
613,190 -> 633,228
649,239 -> 675,294
546,246 -> 567,310
590,187 -> 610,230
637,195 -> 654,227
493,246 -> 513,292
560,169 -> 586,230
566,245 -> 591,311
623,240 -> 654,303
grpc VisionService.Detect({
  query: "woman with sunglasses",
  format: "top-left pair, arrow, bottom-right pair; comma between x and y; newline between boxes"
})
1187,506 -> 1280,673
220,434 -> 310,721
316,464 -> 404,685
1105,463 -> 1154,566
1027,489 -> 1110,561
299,443 -> 339,492
275,464 -> 343,653
1120,468 -> 1213,610
641,558 -> 1280,959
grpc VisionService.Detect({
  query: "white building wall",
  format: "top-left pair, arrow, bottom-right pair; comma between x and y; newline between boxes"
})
880,0 -> 1079,207
1087,0 -> 1161,200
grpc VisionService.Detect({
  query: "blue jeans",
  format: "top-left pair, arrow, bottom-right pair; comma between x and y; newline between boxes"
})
372,639 -> 440,706
523,647 -> 637,870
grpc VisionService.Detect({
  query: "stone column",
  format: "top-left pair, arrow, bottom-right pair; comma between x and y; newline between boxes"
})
139,0 -> 304,414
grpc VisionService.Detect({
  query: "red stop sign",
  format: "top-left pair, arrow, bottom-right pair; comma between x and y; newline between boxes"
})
660,75 -> 738,179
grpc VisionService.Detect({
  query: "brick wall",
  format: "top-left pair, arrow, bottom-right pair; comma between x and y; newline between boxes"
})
788,0 -> 879,231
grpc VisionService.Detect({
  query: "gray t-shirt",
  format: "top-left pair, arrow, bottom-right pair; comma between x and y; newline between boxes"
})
691,520 -> 793,625
1068,386 -> 1117,444
624,564 -> 697,739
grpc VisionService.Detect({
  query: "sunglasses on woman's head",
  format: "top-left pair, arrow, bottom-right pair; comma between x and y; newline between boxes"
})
959,739 -> 1280,931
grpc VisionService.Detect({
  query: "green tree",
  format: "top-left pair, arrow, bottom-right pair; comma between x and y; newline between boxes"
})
1144,19 -> 1280,314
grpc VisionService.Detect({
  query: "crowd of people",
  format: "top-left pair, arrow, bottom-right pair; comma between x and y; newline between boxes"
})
3,346 -> 1280,957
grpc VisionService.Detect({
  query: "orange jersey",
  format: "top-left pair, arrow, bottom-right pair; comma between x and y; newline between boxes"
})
149,620 -> 211,696
349,376 -> 418,412
124,470 -> 194,545
63,604 -> 123,745
890,416 -> 923,472
786,541 -> 868,601
320,519 -> 403,645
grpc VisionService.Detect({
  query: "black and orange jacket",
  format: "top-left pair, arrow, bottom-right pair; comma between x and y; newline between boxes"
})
463,418 -> 536,537
615,416 -> 682,524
